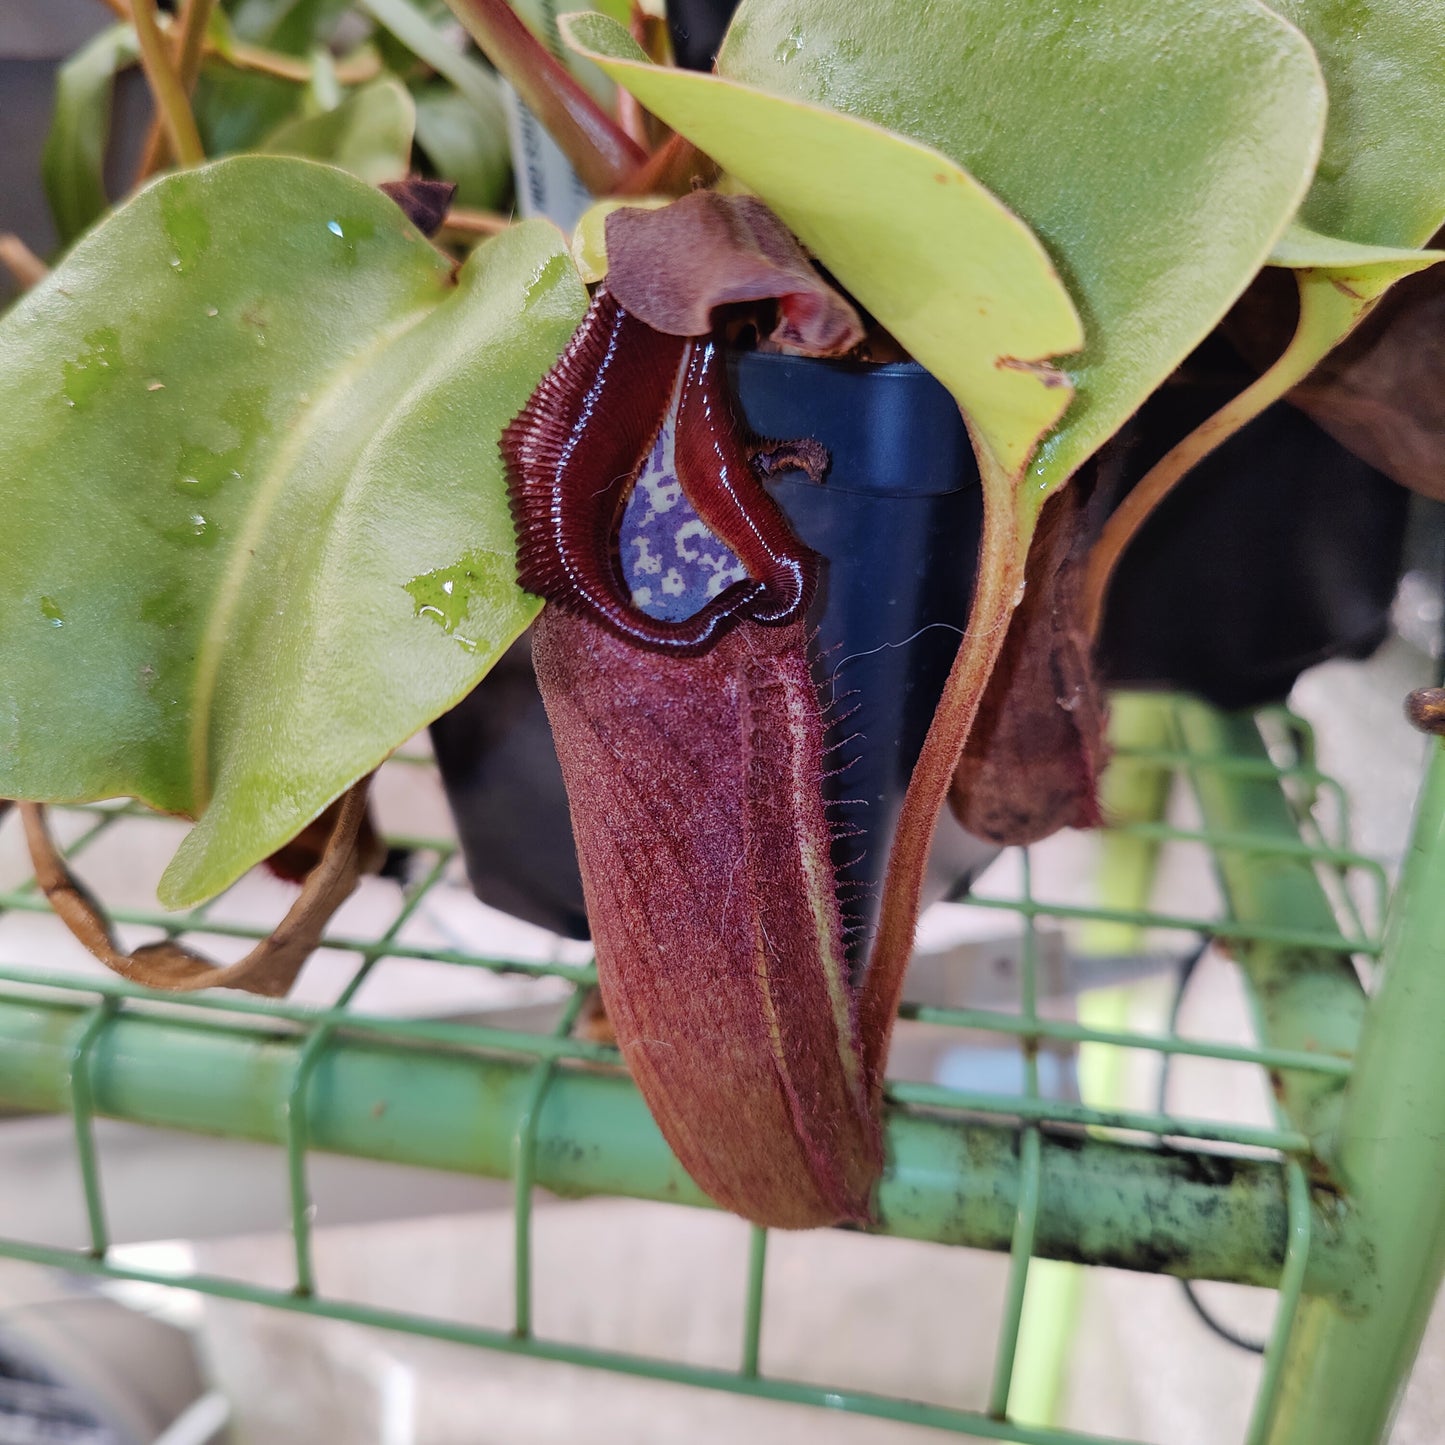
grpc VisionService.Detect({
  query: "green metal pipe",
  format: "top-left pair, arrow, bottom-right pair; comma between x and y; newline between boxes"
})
1171,702 -> 1366,1157
1266,738 -> 1445,1445
0,993 -> 1367,1296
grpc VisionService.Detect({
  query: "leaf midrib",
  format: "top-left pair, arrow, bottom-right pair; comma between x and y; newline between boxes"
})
187,296 -> 446,808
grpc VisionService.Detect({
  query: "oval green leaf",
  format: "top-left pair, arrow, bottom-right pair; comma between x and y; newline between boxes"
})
413,86 -> 514,210
1267,0 -> 1445,251
260,75 -> 417,183
0,156 -> 585,907
562,13 -> 1081,482
596,0 -> 1325,506
1079,4 -> 1445,644
42,22 -> 141,246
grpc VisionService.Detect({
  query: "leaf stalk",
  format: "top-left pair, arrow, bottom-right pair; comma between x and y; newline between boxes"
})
214,40 -> 382,85
859,444 -> 1029,1087
440,205 -> 514,238
0,235 -> 48,290
1080,270 -> 1387,641
136,0 -> 215,180
440,0 -> 646,197
129,0 -> 206,169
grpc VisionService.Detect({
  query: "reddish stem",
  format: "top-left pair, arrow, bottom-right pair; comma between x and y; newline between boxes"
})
858,457 -> 1027,1091
615,133 -> 719,198
0,234 -> 48,290
442,0 -> 647,197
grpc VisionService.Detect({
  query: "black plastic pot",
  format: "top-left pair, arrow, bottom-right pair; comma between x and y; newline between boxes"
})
664,0 -> 741,72
431,353 -> 990,947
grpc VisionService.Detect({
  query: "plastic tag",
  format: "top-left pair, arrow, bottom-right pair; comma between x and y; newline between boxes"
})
500,80 -> 592,233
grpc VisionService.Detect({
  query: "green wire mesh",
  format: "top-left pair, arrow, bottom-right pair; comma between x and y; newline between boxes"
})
0,694 -> 1384,1444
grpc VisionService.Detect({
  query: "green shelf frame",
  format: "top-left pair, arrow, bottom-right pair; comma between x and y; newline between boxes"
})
0,693 -> 1441,1445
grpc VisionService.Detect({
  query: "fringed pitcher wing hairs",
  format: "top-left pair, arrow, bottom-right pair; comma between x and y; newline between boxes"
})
533,609 -> 880,1227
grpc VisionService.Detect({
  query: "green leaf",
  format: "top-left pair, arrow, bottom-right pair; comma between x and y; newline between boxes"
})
229,0 -> 355,52
260,75 -> 417,183
358,0 -> 504,115
573,0 -> 1325,505
413,85 -> 513,209
563,14 -> 1081,483
1081,4 -> 1445,637
1267,0 -> 1445,250
41,23 -> 141,246
1259,5 -> 1445,304
0,156 -> 586,907
1258,3 -> 1445,323
1270,221 -> 1443,274
193,63 -> 306,156
356,0 -> 515,206
1264,224 -> 1442,394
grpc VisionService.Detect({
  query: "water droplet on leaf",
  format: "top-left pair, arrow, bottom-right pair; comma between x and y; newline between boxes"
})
404,549 -> 509,654
159,183 -> 212,273
325,215 -> 378,267
774,25 -> 805,62
62,327 -> 122,409
173,441 -> 243,498
162,512 -> 219,547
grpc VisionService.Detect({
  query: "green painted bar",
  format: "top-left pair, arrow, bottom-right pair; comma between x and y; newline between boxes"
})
741,1226 -> 767,1378
1170,703 -> 1367,1158
961,893 -> 1375,956
902,1004 -> 1353,1077
885,1079 -> 1308,1152
1267,740 -> 1445,1444
0,893 -> 600,983
0,993 -> 1367,1296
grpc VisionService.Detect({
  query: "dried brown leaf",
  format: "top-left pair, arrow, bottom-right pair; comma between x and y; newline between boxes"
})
22,780 -> 372,996
950,485 -> 1108,846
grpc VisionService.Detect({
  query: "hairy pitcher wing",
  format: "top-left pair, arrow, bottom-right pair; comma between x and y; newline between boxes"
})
532,609 -> 880,1227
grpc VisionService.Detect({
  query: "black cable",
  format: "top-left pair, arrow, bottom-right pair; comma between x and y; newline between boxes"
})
1157,940 -> 1268,1356
1176,1271 -> 1267,1356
